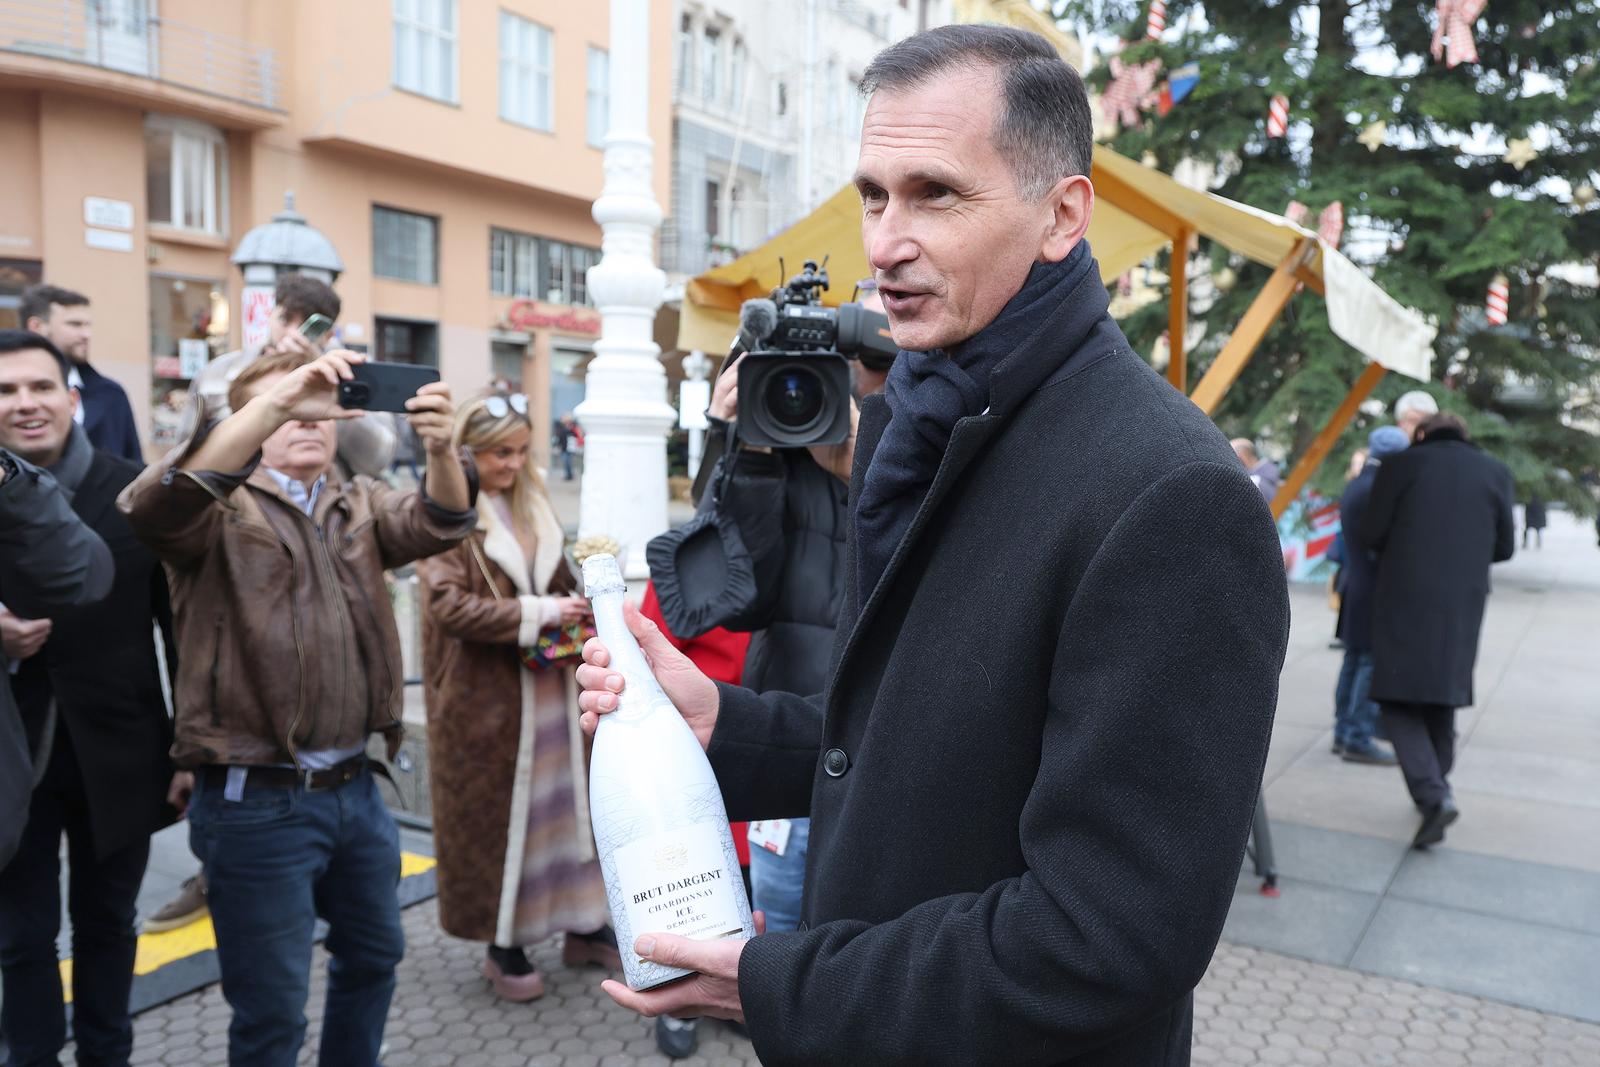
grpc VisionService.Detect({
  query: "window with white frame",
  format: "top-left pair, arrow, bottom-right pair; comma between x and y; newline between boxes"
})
373,206 -> 438,285
490,228 -> 540,298
393,0 -> 458,103
701,26 -> 722,102
587,47 -> 609,148
490,229 -> 599,305
676,14 -> 694,93
500,11 -> 554,130
145,117 -> 227,236
729,39 -> 746,111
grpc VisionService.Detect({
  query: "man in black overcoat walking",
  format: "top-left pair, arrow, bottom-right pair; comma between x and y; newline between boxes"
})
1357,412 -> 1515,848
0,330 -> 177,1066
576,26 -> 1288,1066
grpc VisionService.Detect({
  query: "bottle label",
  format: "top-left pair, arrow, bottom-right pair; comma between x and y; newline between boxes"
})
613,821 -> 746,951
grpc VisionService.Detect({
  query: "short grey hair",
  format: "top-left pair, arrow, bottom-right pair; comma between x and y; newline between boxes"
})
1395,391 -> 1438,420
859,25 -> 1094,200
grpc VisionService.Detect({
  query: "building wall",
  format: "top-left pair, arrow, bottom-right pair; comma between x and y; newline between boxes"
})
35,93 -> 154,432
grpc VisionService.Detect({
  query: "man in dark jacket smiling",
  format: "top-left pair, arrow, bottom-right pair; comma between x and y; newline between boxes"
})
578,25 -> 1288,1066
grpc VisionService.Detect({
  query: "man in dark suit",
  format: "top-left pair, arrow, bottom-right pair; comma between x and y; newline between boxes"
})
0,329 -> 176,1066
574,26 -> 1288,1066
1358,412 -> 1515,849
21,285 -> 144,463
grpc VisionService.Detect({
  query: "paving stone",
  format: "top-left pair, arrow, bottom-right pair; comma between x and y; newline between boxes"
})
51,898 -> 1600,1066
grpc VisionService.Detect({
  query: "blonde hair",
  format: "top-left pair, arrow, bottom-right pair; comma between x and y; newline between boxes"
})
452,392 -> 550,541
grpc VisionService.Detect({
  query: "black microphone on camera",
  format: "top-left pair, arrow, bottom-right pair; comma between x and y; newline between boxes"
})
736,298 -> 778,355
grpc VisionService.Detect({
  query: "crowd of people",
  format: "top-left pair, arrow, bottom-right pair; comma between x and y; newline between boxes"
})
0,21 -> 1563,1067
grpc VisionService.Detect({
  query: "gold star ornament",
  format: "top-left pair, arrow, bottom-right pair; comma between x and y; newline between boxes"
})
1357,121 -> 1388,153
1503,138 -> 1538,171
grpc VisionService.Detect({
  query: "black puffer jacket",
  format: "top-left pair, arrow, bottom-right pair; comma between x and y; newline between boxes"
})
658,441 -> 849,696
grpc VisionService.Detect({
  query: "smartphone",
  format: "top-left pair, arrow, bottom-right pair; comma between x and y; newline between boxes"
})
338,361 -> 440,413
297,313 -> 334,344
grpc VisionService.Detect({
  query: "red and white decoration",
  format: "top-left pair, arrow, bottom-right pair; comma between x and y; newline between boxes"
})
1266,93 -> 1290,138
1431,0 -> 1486,69
1317,201 -> 1345,248
1146,0 -> 1167,39
1284,200 -> 1309,226
1102,53 -> 1162,129
1485,274 -> 1509,325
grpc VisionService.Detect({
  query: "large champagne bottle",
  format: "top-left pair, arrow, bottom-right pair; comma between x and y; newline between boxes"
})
582,553 -> 756,990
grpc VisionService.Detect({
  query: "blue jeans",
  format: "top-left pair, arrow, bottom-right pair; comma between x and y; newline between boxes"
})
1333,649 -> 1380,749
749,819 -> 809,934
187,767 -> 403,1067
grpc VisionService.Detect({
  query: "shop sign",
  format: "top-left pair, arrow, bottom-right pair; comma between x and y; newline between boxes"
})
502,300 -> 600,337
85,228 -> 133,252
178,338 -> 210,379
242,286 -> 275,353
83,197 -> 134,231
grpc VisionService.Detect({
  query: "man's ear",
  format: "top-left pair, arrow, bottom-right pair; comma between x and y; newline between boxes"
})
1040,174 -> 1094,263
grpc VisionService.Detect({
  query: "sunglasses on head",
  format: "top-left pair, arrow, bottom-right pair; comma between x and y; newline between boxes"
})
483,393 -> 529,419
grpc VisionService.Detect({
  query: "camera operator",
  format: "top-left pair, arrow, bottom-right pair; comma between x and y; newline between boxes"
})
0,445 -> 113,870
647,289 -> 888,1059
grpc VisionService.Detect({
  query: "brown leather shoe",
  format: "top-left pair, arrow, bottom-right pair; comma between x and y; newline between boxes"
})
563,926 -> 623,970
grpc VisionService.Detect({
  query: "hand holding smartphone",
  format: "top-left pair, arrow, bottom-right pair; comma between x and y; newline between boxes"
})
337,362 -> 442,413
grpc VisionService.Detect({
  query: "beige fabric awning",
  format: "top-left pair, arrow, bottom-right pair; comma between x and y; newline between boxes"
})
677,146 -> 1434,381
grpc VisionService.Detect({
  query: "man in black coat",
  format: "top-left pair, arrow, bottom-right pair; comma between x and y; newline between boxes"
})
0,330 -> 176,1066
1357,412 -> 1515,849
578,26 -> 1287,1066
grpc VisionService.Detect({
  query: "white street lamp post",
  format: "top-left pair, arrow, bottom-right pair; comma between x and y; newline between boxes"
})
576,0 -> 676,579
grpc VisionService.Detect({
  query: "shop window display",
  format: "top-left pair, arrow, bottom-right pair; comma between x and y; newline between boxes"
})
149,275 -> 228,447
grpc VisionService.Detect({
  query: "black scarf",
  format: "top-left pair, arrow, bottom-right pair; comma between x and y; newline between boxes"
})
45,423 -> 94,501
854,242 -> 1094,597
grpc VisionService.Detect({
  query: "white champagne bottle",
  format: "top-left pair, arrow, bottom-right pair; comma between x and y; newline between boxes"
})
582,553 -> 756,990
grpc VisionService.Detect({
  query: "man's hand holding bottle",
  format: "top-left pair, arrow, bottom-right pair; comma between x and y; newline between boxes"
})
574,600 -> 719,749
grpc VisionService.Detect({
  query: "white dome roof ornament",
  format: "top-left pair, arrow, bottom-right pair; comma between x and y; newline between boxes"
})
231,190 -> 344,282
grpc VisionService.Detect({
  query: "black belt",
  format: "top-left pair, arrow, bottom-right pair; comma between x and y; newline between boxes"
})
202,755 -> 369,793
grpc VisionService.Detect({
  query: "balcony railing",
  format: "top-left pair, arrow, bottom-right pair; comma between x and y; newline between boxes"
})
0,0 -> 280,110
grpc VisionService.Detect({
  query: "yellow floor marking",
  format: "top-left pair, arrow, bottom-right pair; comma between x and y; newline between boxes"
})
58,852 -> 436,1002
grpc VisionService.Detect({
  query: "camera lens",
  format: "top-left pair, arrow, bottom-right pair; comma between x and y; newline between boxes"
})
763,367 -> 825,430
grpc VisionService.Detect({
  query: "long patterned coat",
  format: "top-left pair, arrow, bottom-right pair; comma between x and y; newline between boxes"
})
416,494 -> 607,946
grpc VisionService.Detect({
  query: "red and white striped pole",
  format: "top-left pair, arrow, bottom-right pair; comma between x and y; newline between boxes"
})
1146,0 -> 1167,39
1266,94 -> 1290,138
1485,274 -> 1509,326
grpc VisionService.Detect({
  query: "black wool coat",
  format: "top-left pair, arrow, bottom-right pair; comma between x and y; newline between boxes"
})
11,451 -> 175,859
1356,434 -> 1515,708
1336,465 -> 1381,653
707,269 -> 1290,1067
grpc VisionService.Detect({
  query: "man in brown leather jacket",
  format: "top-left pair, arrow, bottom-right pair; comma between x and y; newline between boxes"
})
119,348 -> 473,1067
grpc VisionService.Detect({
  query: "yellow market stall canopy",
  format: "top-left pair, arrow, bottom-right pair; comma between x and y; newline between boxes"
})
678,145 -> 1438,518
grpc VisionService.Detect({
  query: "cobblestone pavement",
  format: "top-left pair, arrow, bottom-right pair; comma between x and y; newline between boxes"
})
99,897 -> 1599,1066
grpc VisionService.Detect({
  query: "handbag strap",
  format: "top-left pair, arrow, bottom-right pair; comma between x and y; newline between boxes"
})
468,536 -> 507,601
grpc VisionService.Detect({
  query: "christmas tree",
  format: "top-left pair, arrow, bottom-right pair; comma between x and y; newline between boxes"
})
1055,0 -> 1600,509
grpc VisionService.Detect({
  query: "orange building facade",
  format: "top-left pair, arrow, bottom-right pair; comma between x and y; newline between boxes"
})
0,0 -> 673,464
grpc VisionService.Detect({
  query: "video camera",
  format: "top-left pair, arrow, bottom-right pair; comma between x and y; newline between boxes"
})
733,258 -> 897,448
